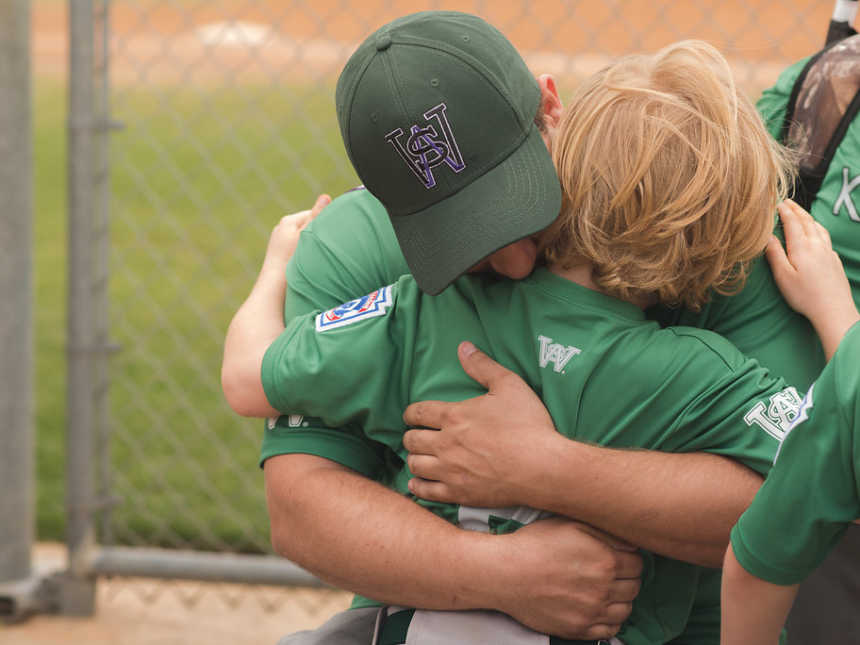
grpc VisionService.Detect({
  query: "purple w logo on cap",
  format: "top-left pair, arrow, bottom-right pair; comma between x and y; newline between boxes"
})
384,103 -> 466,189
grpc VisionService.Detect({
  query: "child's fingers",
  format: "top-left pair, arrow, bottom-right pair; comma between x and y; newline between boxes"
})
310,194 -> 332,219
786,199 -> 818,240
777,201 -> 801,252
765,234 -> 795,282
813,220 -> 832,246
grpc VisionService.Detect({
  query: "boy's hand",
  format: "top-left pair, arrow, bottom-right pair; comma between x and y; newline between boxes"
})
263,194 -> 331,269
766,199 -> 859,360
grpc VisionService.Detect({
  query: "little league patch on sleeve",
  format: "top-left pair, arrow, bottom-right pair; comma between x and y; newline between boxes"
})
315,285 -> 393,331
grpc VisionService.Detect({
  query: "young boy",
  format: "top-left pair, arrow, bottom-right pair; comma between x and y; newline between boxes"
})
720,202 -> 860,644
261,40 -> 801,645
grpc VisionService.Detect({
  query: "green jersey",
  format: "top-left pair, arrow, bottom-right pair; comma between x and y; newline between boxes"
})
731,323 -> 860,585
261,267 -> 802,645
261,189 -> 822,472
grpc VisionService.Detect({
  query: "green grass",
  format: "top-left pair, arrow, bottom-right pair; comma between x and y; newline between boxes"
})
34,77 -> 360,551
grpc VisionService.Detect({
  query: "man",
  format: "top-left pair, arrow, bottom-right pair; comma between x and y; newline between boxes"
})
222,12 -> 822,644
253,40 -> 808,645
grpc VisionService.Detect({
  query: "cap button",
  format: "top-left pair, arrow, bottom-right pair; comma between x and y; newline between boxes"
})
376,33 -> 392,51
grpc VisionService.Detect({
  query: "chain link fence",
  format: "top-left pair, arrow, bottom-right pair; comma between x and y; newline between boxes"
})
57,0 -> 834,620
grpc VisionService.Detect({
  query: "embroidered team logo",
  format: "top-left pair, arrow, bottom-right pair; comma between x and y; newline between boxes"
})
834,167 -> 860,221
384,103 -> 466,189
743,386 -> 804,442
267,414 -> 306,430
773,383 -> 815,464
315,285 -> 393,331
537,335 -> 581,374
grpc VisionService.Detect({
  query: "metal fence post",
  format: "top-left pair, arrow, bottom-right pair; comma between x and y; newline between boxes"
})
0,0 -> 33,586
65,0 -> 98,616
0,0 -> 43,622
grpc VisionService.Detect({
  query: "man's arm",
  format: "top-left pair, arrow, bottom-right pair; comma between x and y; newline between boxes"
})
221,195 -> 331,417
720,544 -> 798,645
404,342 -> 761,568
265,452 -> 642,641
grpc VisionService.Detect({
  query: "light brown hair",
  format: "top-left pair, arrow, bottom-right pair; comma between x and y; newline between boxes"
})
541,40 -> 795,310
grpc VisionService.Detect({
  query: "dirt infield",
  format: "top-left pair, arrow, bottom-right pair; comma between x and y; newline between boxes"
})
0,544 -> 352,645
32,0 -> 838,92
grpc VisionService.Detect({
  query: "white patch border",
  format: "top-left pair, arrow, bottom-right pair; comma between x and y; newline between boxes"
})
315,285 -> 393,332
773,382 -> 816,464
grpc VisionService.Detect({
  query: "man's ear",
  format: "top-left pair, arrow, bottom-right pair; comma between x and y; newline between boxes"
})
536,74 -> 563,129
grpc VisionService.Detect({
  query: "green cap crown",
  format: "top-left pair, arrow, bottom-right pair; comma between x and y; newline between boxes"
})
336,11 -> 561,294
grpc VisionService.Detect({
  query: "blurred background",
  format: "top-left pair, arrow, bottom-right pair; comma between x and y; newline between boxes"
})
0,1 -> 843,643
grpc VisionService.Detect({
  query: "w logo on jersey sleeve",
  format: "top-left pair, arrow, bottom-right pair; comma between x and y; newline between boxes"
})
315,285 -> 393,332
772,383 -> 815,464
743,386 -> 805,442
384,103 -> 466,189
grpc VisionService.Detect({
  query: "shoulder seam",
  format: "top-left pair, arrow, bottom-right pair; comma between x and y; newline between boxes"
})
665,327 -> 736,372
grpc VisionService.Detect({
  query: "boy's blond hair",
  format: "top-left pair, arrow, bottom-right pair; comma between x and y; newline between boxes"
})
542,40 -> 795,310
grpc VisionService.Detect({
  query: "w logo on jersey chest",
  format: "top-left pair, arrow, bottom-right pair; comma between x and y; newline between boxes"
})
538,335 -> 581,374
384,103 -> 466,189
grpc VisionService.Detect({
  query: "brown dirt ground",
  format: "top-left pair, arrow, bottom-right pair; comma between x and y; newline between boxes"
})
0,543 -> 352,645
32,0 -> 841,93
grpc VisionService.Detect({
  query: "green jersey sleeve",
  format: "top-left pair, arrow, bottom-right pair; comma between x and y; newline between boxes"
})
604,327 -> 787,476
664,336 -> 788,476
262,277 -> 419,450
259,414 -> 389,479
283,189 -> 408,320
730,322 -> 860,585
260,189 -> 408,474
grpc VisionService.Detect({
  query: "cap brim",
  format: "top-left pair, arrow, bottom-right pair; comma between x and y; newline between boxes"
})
389,126 -> 562,295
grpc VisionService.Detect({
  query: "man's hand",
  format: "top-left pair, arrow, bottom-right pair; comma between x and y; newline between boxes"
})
403,341 -> 562,508
766,199 -> 859,360
495,518 -> 642,639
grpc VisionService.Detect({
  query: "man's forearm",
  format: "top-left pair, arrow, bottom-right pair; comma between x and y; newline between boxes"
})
264,453 -> 642,640
525,440 -> 761,567
265,454 -> 503,610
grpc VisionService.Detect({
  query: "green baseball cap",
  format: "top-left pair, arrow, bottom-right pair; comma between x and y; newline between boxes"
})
336,11 -> 562,295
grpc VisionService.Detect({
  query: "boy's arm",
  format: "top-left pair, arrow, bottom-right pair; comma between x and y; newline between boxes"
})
221,195 -> 331,418
720,544 -> 798,645
765,200 -> 860,360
